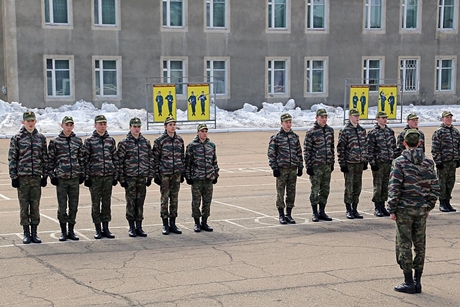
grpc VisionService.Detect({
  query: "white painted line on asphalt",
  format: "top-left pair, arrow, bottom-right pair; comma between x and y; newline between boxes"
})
40,213 -> 59,223
212,200 -> 271,217
0,193 -> 11,200
224,220 -> 247,228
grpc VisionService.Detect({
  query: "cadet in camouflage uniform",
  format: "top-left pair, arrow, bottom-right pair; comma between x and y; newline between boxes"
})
153,116 -> 185,235
388,129 -> 440,294
117,117 -> 153,238
84,115 -> 119,239
431,111 -> 460,212
367,111 -> 396,217
395,113 -> 425,157
268,113 -> 303,224
8,111 -> 48,244
303,108 -> 334,222
48,116 -> 85,241
185,124 -> 219,232
337,109 -> 368,219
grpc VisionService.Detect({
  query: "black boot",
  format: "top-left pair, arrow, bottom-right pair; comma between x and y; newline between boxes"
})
311,205 -> 319,222
318,203 -> 332,221
67,223 -> 79,240
374,202 -> 384,217
345,203 -> 354,219
439,199 -> 450,212
94,223 -> 102,239
135,221 -> 147,237
128,220 -> 137,237
169,217 -> 182,234
162,218 -> 170,235
102,221 -> 115,238
380,202 -> 391,216
194,217 -> 201,232
446,199 -> 456,212
30,225 -> 42,244
59,222 -> 67,241
22,225 -> 31,244
201,217 -> 213,232
414,270 -> 422,293
285,207 -> 296,224
352,203 -> 363,219
278,208 -> 287,224
394,271 -> 415,294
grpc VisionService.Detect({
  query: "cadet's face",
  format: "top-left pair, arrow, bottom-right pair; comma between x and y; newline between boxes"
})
165,122 -> 176,134
61,122 -> 74,135
407,118 -> 418,128
316,115 -> 328,127
198,129 -> 208,141
22,120 -> 36,131
349,115 -> 360,125
376,117 -> 387,125
130,125 -> 141,137
443,115 -> 453,127
95,122 -> 107,134
281,120 -> 292,131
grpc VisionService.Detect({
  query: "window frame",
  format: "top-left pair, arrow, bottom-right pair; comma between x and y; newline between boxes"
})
205,0 -> 230,32
306,0 -> 329,33
162,0 -> 187,31
363,0 -> 385,33
304,57 -> 328,97
204,57 -> 230,98
42,0 -> 73,29
400,0 -> 421,33
267,0 -> 290,33
437,0 -> 458,33
266,57 -> 290,98
92,56 -> 122,101
435,56 -> 456,93
91,0 -> 121,31
398,56 -> 420,93
43,55 -> 75,101
362,57 -> 385,92
161,57 -> 188,96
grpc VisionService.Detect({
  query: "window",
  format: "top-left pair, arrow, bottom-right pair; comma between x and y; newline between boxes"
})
401,0 -> 419,30
44,0 -> 69,24
45,57 -> 72,98
306,0 -> 326,30
400,58 -> 419,92
206,59 -> 229,96
267,59 -> 289,95
94,58 -> 120,98
94,0 -> 117,26
163,0 -> 184,27
363,58 -> 382,92
162,59 -> 186,95
305,58 -> 326,94
268,0 -> 287,30
436,57 -> 455,91
365,0 -> 383,30
438,0 -> 456,30
206,0 -> 227,29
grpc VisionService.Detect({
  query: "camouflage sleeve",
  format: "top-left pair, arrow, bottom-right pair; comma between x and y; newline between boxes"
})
117,141 -> 126,182
267,135 -> 278,170
337,129 -> 346,167
41,136 -> 48,177
395,131 -> 405,157
390,130 -> 397,159
152,140 -> 160,178
303,131 -> 312,168
78,141 -> 86,178
295,136 -> 303,169
184,144 -> 192,179
180,139 -> 185,174
431,130 -> 441,164
367,130 -> 376,166
147,140 -> 154,179
213,145 -> 219,177
424,160 -> 440,210
387,160 -> 403,213
110,139 -> 119,180
8,136 -> 19,179
331,129 -> 336,165
47,139 -> 57,178
83,139 -> 91,179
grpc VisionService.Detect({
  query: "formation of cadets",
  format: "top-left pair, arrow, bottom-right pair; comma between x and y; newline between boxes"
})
8,112 -> 219,244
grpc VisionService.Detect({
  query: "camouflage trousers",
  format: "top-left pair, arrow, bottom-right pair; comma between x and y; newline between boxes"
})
191,179 -> 213,218
160,173 -> 181,219
276,167 -> 297,209
371,161 -> 392,202
89,176 -> 113,224
437,160 -> 456,201
56,178 -> 80,224
309,164 -> 332,206
124,176 -> 147,221
343,162 -> 364,204
395,206 -> 428,272
17,176 -> 41,226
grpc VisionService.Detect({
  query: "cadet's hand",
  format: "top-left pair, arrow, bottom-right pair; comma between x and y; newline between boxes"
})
180,175 -> 185,183
79,177 -> 85,185
120,181 -> 128,188
436,163 -> 444,170
154,177 -> 161,186
273,169 -> 281,177
212,178 -> 218,184
186,178 -> 193,185
371,164 -> 379,171
84,179 -> 92,187
11,178 -> 20,188
40,176 -> 48,187
340,166 -> 349,173
306,167 -> 314,176
363,162 -> 368,171
112,179 -> 118,186
146,178 -> 152,187
457,160 -> 460,168
51,178 -> 59,186
331,164 -> 334,172
297,167 -> 303,177
390,213 -> 396,221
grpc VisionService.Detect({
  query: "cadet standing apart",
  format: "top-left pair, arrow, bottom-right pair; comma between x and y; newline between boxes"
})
395,113 -> 425,157
185,124 -> 219,232
8,111 -> 48,244
431,111 -> 459,212
48,116 -> 85,241
268,113 -> 303,224
153,116 -> 185,235
303,108 -> 334,222
84,115 -> 119,239
388,129 -> 440,294
367,111 -> 396,217
117,117 -> 153,237
337,109 -> 368,219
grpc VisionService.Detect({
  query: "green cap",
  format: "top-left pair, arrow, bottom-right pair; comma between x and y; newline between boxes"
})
280,113 -> 292,122
404,129 -> 420,144
316,109 -> 327,117
197,123 -> 208,131
349,109 -> 360,116
62,116 -> 74,124
442,110 -> 453,118
407,113 -> 419,120
130,117 -> 142,127
376,111 -> 388,118
164,116 -> 176,124
23,111 -> 36,121
94,115 -> 107,123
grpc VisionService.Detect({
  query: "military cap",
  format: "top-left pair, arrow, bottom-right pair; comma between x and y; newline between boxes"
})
164,116 -> 176,124
404,129 -> 420,144
94,115 -> 107,123
442,110 -> 453,118
129,117 -> 142,127
407,113 -> 419,120
62,116 -> 74,124
197,123 -> 208,131
316,109 -> 327,117
349,109 -> 360,116
280,113 -> 292,122
376,111 -> 388,118
23,111 -> 36,121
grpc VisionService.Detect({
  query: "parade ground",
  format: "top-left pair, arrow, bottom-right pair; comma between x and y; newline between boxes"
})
0,127 -> 459,307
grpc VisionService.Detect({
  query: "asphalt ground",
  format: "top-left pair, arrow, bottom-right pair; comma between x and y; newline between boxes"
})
0,126 -> 459,307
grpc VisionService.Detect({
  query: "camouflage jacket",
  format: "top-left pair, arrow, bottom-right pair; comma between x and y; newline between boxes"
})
431,124 -> 460,164
268,128 -> 303,170
337,122 -> 368,167
367,124 -> 396,165
388,148 -> 440,213
48,131 -> 85,179
185,136 -> 219,181
8,127 -> 48,179
395,125 -> 425,157
84,131 -> 118,178
152,131 -> 185,177
117,132 -> 154,182
303,122 -> 335,167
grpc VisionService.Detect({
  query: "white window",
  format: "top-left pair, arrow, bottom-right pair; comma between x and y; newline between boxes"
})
438,0 -> 456,30
268,0 -> 287,30
206,59 -> 229,96
400,58 -> 419,92
163,0 -> 184,27
436,57 -> 455,91
44,0 -> 69,25
94,58 -> 120,98
305,58 -> 327,94
306,0 -> 326,30
363,58 -> 382,92
162,59 -> 186,95
93,0 -> 117,26
206,0 -> 227,29
401,0 -> 419,30
365,0 -> 383,30
267,59 -> 289,96
45,57 -> 73,98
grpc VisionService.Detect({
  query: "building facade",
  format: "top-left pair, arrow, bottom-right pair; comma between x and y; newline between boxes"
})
1,0 -> 460,111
